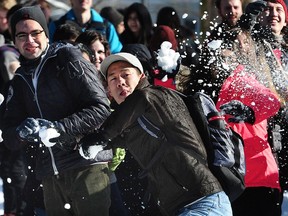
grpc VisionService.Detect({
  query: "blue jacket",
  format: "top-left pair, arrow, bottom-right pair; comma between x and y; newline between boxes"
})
49,9 -> 122,54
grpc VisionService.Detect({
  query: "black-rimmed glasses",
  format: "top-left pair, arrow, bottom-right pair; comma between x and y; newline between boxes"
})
15,30 -> 44,42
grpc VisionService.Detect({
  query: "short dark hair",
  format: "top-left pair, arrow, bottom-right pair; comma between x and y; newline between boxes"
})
215,0 -> 243,9
53,23 -> 80,43
76,30 -> 110,56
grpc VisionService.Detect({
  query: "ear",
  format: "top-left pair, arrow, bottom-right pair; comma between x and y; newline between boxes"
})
140,73 -> 146,79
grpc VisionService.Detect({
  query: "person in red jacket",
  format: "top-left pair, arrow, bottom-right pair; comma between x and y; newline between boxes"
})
214,29 -> 283,216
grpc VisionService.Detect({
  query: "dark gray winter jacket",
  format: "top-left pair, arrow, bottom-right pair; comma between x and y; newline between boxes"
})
101,78 -> 222,216
2,42 -> 111,179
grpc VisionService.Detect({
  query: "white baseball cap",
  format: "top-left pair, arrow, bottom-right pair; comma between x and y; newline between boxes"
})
101,52 -> 144,78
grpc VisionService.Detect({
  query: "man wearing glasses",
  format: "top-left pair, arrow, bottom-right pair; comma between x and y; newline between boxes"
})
2,5 -> 112,216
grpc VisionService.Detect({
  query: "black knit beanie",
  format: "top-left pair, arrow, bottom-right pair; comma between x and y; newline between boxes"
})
10,5 -> 49,41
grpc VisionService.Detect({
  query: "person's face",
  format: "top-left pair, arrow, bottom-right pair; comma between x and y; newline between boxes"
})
235,32 -> 251,53
117,21 -> 125,35
127,12 -> 141,34
14,19 -> 49,60
218,0 -> 243,27
90,39 -> 106,71
70,0 -> 92,12
259,1 -> 287,35
107,61 -> 144,104
0,9 -> 8,33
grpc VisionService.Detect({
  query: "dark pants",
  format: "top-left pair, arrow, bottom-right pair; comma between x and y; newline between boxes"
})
42,164 -> 111,216
232,187 -> 281,216
0,148 -> 27,215
109,182 -> 128,216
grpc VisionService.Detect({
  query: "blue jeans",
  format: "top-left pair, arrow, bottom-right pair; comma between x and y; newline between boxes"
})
177,191 -> 232,216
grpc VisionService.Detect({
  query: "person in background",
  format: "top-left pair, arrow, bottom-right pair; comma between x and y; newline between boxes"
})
208,27 -> 283,216
100,6 -> 125,35
148,26 -> 182,90
79,52 -> 232,216
244,0 -> 288,213
76,29 -> 110,73
119,2 -> 153,47
156,6 -> 200,68
53,23 -> 81,43
2,5 -> 112,216
49,0 -> 122,54
209,0 -> 243,40
0,0 -> 17,44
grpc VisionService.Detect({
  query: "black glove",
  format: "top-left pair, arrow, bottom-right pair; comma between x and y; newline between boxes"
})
245,1 -> 267,15
79,132 -> 112,161
239,1 -> 267,31
37,119 -> 77,151
79,131 -> 109,148
220,100 -> 255,124
16,118 -> 40,142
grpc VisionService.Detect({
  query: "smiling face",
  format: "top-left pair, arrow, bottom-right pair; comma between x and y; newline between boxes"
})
218,0 -> 243,27
14,19 -> 48,60
90,39 -> 106,71
107,61 -> 144,104
259,1 -> 287,35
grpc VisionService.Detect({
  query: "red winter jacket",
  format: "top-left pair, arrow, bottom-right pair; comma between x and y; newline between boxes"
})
216,65 -> 281,190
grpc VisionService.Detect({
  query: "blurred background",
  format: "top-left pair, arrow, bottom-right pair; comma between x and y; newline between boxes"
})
19,0 -> 263,41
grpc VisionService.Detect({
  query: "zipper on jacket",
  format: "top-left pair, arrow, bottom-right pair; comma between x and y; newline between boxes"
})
34,53 -> 60,176
19,52 -> 60,177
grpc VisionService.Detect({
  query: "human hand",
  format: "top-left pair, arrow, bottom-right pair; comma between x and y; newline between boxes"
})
37,119 -> 77,151
220,100 -> 255,124
239,1 -> 267,31
245,0 -> 267,16
16,118 -> 40,142
79,132 -> 111,160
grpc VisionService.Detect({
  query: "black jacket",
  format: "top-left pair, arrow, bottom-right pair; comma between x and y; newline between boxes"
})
101,78 -> 222,216
2,42 -> 111,180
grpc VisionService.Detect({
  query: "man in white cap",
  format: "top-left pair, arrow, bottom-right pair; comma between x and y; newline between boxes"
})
80,52 -> 233,216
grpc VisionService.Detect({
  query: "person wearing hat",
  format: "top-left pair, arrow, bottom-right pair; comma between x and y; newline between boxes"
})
79,52 -> 232,216
2,5 -> 112,216
100,6 -> 125,35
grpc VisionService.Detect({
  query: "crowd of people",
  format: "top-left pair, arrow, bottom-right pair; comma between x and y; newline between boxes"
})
0,0 -> 287,216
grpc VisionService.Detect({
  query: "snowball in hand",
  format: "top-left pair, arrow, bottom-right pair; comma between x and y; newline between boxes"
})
79,145 -> 104,160
39,127 -> 60,147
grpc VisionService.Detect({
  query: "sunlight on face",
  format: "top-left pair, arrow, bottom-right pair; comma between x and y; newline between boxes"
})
90,39 -> 106,71
107,61 -> 144,104
14,19 -> 49,60
259,1 -> 287,35
219,0 -> 243,26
